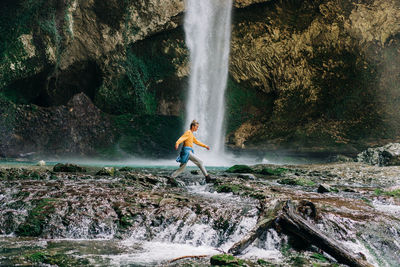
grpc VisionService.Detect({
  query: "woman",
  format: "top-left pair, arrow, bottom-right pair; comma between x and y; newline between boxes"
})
171,120 -> 213,183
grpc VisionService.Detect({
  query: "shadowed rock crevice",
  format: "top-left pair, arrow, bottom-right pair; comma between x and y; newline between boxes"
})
93,0 -> 126,31
45,60 -> 103,106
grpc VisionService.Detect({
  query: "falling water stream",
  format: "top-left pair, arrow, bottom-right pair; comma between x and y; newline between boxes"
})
184,0 -> 233,154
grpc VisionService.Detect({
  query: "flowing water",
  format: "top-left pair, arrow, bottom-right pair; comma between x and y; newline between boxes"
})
184,0 -> 233,154
2,162 -> 400,266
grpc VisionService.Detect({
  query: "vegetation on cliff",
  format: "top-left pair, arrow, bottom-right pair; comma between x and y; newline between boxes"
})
1,0 -> 400,157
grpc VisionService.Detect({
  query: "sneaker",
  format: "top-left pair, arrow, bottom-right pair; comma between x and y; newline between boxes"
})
167,177 -> 179,187
205,175 -> 216,184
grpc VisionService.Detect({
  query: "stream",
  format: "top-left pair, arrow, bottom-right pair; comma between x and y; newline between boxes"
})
1,161 -> 400,266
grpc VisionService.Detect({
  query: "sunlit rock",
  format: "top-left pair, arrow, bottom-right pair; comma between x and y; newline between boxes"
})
36,160 -> 46,166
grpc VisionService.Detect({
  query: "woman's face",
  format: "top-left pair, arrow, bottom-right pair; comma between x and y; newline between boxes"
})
192,124 -> 199,132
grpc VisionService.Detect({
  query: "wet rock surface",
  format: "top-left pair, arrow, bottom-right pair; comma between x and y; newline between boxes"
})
357,143 -> 400,166
1,162 -> 400,266
0,93 -> 116,158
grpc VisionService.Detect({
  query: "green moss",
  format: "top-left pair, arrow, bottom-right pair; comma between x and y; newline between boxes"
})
28,251 -> 47,262
257,259 -> 274,266
119,166 -> 135,172
53,163 -> 87,173
225,77 -> 272,134
210,254 -> 245,266
310,253 -> 327,262
248,192 -> 265,200
0,0 -> 61,90
216,184 -> 241,194
0,94 -> 16,131
278,178 -> 315,186
226,165 -> 253,173
96,167 -> 116,176
7,200 -> 26,209
14,190 -> 30,198
290,255 -> 307,267
259,167 -> 288,176
16,198 -> 57,237
29,172 -> 42,180
120,215 -> 133,228
213,217 -> 230,232
374,188 -> 400,198
27,251 -> 90,267
95,30 -> 179,116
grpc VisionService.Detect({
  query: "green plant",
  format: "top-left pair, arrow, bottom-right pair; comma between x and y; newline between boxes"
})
290,255 -> 306,266
310,253 -> 327,262
28,251 -> 47,262
374,188 -> 400,198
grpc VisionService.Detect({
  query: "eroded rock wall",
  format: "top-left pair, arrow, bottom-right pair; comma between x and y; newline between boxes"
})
1,0 -> 400,157
228,0 -> 400,151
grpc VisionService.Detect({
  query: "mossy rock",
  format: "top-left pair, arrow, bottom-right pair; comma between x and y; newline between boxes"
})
27,251 -> 90,266
119,166 -> 135,172
216,184 -> 241,194
53,163 -> 87,173
278,178 -> 315,186
257,259 -> 274,266
259,167 -> 288,176
226,165 -> 253,173
16,198 -> 57,237
210,254 -> 244,266
213,217 -> 231,232
96,167 -> 116,176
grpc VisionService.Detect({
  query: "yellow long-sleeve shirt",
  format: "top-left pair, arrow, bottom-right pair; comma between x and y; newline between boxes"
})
176,130 -> 207,148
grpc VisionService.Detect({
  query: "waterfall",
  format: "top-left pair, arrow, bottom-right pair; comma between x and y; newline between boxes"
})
184,0 -> 233,153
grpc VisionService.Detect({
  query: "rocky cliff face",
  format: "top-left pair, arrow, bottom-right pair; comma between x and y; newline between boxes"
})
227,0 -> 400,152
1,0 -> 399,157
0,93 -> 115,158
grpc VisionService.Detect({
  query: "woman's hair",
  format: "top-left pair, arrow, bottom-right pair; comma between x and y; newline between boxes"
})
190,120 -> 199,129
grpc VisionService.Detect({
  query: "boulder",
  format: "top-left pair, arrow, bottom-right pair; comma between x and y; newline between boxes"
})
357,143 -> 400,166
238,173 -> 256,180
317,184 -> 331,193
96,167 -> 116,176
226,165 -> 253,173
53,163 -> 87,173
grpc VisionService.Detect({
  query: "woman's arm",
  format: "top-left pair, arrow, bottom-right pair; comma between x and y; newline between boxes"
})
175,131 -> 189,150
193,136 -> 210,150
